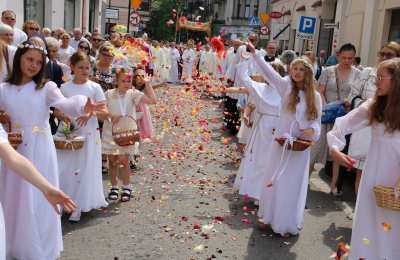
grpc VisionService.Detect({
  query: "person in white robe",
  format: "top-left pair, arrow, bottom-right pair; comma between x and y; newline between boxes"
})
248,43 -> 322,237
327,58 -> 400,260
181,41 -> 196,83
227,61 -> 281,200
169,42 -> 181,83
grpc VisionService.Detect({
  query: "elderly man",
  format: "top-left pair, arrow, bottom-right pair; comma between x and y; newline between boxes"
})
42,27 -> 51,37
1,10 -> 27,46
90,32 -> 104,57
264,41 -> 281,63
70,27 -> 82,50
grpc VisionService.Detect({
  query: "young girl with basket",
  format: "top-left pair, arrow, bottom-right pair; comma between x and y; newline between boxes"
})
0,40 -> 105,260
56,52 -> 109,222
102,67 -> 156,202
328,58 -> 400,260
246,42 -> 322,237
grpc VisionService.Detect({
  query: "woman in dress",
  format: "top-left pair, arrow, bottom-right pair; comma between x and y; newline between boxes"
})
313,43 -> 360,196
347,41 -> 400,194
0,40 -> 105,260
247,42 -> 322,237
102,67 -> 156,202
56,52 -> 108,222
328,58 -> 400,260
91,43 -> 116,92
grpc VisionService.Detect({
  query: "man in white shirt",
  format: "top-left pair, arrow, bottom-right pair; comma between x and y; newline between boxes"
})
69,28 -> 82,50
1,10 -> 27,46
57,33 -> 75,65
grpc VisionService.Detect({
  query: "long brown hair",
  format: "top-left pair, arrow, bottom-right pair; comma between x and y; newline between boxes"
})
369,58 -> 400,132
7,40 -> 46,89
287,58 -> 319,120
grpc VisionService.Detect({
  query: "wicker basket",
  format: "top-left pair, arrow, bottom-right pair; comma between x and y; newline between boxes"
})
0,111 -> 23,149
373,180 -> 400,211
275,137 -> 312,151
54,138 -> 85,150
112,116 -> 140,147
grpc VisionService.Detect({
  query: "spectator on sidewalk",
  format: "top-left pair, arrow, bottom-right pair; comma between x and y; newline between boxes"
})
42,27 -> 51,37
22,20 -> 40,39
58,32 -> 75,65
70,27 -> 82,50
0,23 -> 14,46
1,10 -> 27,46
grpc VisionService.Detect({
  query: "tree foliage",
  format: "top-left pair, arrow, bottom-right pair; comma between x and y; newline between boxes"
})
147,0 -> 185,41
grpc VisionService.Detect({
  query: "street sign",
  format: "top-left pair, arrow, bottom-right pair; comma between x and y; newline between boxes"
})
104,8 -> 119,19
269,11 -> 283,19
130,12 -> 141,26
296,16 -> 317,40
323,22 -> 339,29
259,12 -> 269,24
260,34 -> 269,40
248,16 -> 260,26
131,26 -> 139,32
271,23 -> 290,40
260,26 -> 270,35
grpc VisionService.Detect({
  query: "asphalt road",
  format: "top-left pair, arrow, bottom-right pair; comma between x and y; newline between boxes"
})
60,84 -> 354,260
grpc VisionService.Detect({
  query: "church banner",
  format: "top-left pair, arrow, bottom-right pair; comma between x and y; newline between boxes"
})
177,16 -> 212,36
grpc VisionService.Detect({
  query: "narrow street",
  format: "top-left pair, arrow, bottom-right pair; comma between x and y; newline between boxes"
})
61,84 -> 354,260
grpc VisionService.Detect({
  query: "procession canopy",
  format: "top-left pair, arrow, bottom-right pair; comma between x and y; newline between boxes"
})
177,16 -> 212,37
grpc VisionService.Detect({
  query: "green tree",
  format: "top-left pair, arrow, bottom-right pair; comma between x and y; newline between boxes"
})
148,0 -> 185,41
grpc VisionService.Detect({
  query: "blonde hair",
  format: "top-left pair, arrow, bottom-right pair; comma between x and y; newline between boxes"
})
287,58 -> 319,120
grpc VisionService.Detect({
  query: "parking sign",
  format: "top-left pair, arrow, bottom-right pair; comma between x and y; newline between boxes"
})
296,16 -> 317,40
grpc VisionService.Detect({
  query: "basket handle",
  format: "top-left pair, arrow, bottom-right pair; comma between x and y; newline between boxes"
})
111,115 -> 137,135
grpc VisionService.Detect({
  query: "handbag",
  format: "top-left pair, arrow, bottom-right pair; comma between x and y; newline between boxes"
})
321,67 -> 347,124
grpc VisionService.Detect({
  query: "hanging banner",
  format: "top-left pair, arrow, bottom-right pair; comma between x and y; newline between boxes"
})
177,16 -> 212,36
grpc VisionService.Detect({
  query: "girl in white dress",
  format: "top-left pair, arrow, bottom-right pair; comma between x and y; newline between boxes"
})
0,123 -> 76,260
227,62 -> 281,201
56,52 -> 109,222
0,41 -> 105,260
328,58 -> 400,260
102,68 -> 156,202
247,43 -> 322,237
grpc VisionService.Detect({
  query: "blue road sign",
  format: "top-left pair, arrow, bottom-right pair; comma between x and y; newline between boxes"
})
248,16 -> 260,26
298,16 -> 316,34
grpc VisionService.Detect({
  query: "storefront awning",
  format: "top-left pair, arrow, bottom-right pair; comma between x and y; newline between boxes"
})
296,5 -> 306,12
311,0 -> 322,8
282,10 -> 291,16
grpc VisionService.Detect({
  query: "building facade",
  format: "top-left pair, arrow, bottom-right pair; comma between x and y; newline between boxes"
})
1,0 -> 105,33
269,0 -> 400,66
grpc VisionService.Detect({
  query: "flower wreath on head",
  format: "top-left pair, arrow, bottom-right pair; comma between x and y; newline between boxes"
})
17,43 -> 48,55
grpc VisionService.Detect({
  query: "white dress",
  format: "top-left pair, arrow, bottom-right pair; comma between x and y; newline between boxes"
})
169,48 -> 181,83
253,54 -> 322,235
57,80 -> 108,212
0,81 -> 87,260
0,125 -> 8,260
182,49 -> 196,83
327,100 -> 400,260
233,62 -> 281,200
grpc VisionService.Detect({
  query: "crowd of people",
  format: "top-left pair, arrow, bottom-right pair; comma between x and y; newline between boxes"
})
0,7 -> 400,260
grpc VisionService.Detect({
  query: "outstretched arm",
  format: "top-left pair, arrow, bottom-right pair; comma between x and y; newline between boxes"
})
0,142 -> 76,213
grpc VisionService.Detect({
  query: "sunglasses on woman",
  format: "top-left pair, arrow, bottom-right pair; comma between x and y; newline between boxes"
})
79,45 -> 89,50
28,27 -> 39,31
378,51 -> 396,59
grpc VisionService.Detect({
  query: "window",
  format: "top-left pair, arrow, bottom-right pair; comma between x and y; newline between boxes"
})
24,0 -> 44,27
233,0 -> 251,19
254,0 -> 260,16
64,0 -> 75,32
389,9 -> 400,42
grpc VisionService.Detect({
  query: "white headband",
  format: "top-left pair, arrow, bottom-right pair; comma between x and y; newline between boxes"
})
17,43 -> 48,55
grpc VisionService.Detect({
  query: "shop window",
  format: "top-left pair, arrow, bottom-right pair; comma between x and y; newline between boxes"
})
24,0 -> 44,27
389,9 -> 400,42
64,0 -> 76,32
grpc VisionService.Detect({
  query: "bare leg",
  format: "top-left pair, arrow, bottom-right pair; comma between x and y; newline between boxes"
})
330,161 -> 340,193
108,155 -> 118,187
120,155 -> 131,186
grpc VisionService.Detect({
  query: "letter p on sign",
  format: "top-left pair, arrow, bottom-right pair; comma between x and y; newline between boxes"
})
298,16 -> 316,34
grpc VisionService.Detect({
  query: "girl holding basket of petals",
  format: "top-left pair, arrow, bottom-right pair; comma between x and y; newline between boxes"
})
102,67 -> 156,202
246,42 -> 322,237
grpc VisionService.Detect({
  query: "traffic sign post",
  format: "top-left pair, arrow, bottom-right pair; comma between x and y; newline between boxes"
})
269,11 -> 282,19
130,12 -> 141,27
248,16 -> 260,26
260,26 -> 270,35
296,15 -> 317,40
